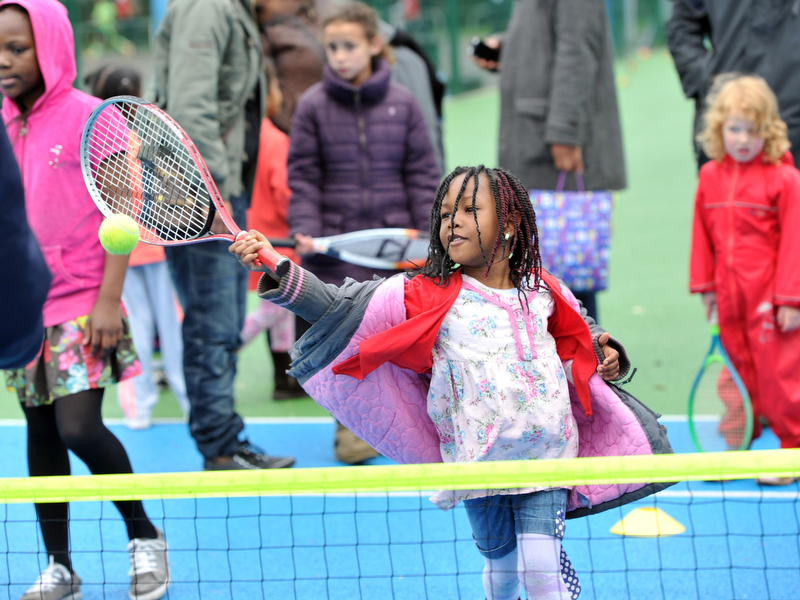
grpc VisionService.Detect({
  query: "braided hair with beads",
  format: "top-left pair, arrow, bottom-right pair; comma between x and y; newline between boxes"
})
414,165 -> 542,299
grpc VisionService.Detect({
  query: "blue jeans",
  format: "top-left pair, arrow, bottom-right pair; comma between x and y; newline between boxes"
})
165,194 -> 248,459
463,489 -> 567,560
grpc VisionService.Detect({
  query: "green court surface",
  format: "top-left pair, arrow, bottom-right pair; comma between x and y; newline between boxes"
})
0,51 -> 705,420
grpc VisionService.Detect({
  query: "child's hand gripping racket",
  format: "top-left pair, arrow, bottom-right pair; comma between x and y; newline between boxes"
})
687,308 -> 753,452
269,228 -> 430,270
80,95 -> 290,276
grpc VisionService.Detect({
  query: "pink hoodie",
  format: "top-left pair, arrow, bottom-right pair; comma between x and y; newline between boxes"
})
1,0 -> 106,327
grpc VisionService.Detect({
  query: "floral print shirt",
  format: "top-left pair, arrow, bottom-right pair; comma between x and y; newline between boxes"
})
428,275 -> 578,509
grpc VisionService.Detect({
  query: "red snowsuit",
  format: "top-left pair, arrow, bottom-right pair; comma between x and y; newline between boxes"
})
690,152 -> 800,448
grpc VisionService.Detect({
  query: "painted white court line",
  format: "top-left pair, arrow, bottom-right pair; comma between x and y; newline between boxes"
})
658,490 -> 800,500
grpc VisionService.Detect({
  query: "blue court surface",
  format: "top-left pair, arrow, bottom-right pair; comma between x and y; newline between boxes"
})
0,417 -> 797,600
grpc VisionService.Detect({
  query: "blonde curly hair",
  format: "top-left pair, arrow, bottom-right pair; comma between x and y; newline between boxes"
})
698,74 -> 790,165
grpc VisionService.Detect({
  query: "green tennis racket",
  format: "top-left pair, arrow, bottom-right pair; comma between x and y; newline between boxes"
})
688,312 -> 753,452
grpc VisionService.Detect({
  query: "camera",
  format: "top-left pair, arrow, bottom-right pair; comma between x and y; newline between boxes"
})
469,37 -> 500,62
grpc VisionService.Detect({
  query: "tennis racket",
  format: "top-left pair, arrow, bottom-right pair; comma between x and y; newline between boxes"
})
687,310 -> 753,452
80,95 -> 290,276
268,228 -> 429,270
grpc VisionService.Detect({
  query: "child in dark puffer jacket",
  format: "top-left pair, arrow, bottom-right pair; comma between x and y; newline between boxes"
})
288,1 -> 440,286
287,1 -> 441,464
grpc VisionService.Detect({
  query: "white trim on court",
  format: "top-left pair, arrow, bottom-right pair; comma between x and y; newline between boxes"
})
658,490 -> 799,500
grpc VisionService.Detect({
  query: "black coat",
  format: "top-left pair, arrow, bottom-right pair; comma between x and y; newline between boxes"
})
0,123 -> 51,368
667,0 -> 800,165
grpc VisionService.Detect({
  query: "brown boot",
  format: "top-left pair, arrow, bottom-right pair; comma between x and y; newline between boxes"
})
335,421 -> 379,464
271,351 -> 309,400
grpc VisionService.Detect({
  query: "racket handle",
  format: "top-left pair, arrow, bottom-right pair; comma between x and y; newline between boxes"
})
267,238 -> 297,249
257,247 -> 291,277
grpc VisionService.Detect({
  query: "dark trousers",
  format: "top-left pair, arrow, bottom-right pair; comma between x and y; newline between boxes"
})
572,290 -> 598,323
165,193 -> 248,459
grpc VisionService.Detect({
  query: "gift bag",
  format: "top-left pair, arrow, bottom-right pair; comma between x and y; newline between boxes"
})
530,172 -> 613,292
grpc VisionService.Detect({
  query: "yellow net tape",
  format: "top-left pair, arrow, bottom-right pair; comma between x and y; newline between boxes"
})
1,449 -> 798,504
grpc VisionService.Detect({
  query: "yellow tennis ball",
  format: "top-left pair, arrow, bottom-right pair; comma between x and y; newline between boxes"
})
98,214 -> 140,255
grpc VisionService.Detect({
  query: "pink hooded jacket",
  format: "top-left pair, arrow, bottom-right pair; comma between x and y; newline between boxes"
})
1,0 -> 106,327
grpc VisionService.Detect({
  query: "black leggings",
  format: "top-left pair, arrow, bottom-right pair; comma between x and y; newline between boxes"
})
23,388 -> 157,573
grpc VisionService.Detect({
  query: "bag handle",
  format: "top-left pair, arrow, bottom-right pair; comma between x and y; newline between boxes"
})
555,170 -> 586,193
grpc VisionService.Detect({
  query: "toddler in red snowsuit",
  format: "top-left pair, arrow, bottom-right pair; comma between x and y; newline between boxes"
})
690,74 -> 800,481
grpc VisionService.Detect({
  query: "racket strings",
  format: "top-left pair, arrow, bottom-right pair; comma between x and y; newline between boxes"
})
86,101 -> 213,243
694,360 -> 748,451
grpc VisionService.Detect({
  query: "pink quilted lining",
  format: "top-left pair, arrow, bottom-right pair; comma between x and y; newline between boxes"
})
304,276 -> 653,511
567,375 -> 650,511
304,275 -> 442,464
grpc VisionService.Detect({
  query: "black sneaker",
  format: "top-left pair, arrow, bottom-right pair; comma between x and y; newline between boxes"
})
203,440 -> 295,470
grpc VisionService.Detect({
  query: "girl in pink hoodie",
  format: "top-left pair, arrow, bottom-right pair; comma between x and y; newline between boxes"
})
0,1 -> 169,598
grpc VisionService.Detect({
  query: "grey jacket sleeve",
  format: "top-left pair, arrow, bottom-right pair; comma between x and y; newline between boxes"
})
544,0 -> 604,147
256,262 -> 340,325
256,262 -> 388,381
665,0 -> 711,100
574,293 -> 632,381
158,0 -> 233,197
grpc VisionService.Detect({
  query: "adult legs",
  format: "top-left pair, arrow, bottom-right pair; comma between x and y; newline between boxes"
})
571,290 -> 597,322
165,195 -> 248,460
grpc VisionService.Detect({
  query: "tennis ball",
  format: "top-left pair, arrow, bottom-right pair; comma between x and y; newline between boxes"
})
98,214 -> 140,255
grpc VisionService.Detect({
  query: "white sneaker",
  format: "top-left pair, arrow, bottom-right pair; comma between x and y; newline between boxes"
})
127,529 -> 169,600
19,556 -> 81,600
124,417 -> 152,431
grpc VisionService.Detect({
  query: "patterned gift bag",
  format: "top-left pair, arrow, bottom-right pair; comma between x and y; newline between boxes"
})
530,173 -> 614,292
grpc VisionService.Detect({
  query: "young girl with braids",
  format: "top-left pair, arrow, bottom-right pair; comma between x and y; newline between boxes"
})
231,165 -> 672,600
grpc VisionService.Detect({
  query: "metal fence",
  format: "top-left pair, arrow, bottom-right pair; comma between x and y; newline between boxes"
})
61,0 -> 672,95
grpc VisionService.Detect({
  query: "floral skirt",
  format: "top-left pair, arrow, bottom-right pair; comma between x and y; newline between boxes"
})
4,314 -> 141,407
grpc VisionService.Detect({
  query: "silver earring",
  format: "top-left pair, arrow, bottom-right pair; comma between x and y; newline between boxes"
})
504,232 -> 510,241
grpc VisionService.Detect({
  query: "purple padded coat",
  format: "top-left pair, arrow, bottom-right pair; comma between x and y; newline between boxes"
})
287,58 -> 441,284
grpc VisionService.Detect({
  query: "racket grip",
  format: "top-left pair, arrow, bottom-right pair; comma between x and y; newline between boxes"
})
266,238 -> 297,249
257,247 -> 291,277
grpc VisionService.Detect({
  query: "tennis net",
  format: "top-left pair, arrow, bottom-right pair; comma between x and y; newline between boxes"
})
1,449 -> 799,600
